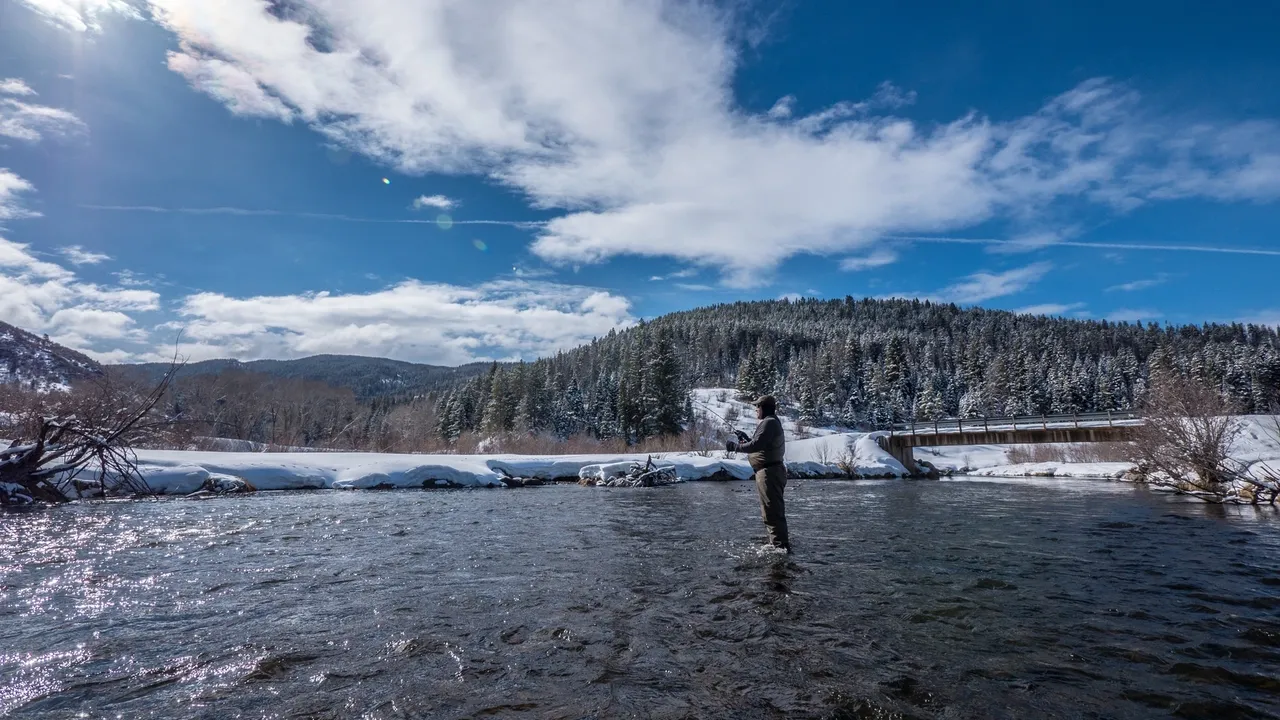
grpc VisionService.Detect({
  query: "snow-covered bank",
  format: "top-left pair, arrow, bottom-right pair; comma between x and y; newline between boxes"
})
784,432 -> 909,477
913,445 -> 1139,479
113,449 -> 754,495
968,462 -> 1136,480
62,428 -> 912,497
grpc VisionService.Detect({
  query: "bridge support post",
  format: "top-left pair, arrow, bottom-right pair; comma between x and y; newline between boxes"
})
878,436 -> 922,476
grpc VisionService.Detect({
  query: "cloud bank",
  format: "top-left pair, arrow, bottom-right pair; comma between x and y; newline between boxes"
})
166,279 -> 635,365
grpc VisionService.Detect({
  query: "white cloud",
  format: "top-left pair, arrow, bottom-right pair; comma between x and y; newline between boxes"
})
60,245 -> 112,265
166,52 -> 295,122
509,263 -> 553,279
839,248 -> 898,271
1240,311 -> 1280,327
165,279 -> 635,365
1106,308 -> 1162,323
0,168 -> 39,220
649,268 -> 699,281
113,269 -> 154,287
0,80 -> 85,143
1014,302 -> 1086,317
14,0 -> 138,32
914,262 -> 1053,305
0,79 -> 36,96
0,235 -> 158,351
1106,273 -> 1171,292
767,95 -> 795,120
411,194 -> 458,211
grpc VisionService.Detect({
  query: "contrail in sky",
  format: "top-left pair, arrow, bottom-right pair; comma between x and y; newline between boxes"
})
886,235 -> 1280,258
79,206 -> 1280,257
78,204 -> 548,228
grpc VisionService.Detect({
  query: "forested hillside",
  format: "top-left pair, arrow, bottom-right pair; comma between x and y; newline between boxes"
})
437,297 -> 1280,442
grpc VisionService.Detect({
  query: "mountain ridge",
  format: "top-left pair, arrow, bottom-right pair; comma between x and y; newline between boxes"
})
0,321 -> 104,391
118,353 -> 491,399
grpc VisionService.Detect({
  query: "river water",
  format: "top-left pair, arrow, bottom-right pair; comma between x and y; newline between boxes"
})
2,478 -> 1279,719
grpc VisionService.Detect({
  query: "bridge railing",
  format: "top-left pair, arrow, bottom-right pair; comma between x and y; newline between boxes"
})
889,410 -> 1142,436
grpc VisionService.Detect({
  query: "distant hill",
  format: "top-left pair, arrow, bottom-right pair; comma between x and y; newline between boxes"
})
0,321 -> 104,391
118,354 -> 491,399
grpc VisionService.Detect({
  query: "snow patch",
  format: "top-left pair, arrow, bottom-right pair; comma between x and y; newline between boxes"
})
690,388 -> 843,440
969,462 -> 1136,480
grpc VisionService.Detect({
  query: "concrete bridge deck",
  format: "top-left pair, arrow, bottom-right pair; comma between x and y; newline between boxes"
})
878,411 -> 1142,474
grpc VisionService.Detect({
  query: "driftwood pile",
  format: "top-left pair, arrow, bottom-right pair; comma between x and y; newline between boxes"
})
0,359 -> 180,506
579,457 -> 681,488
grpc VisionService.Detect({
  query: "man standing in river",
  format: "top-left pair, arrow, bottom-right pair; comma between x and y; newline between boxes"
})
726,395 -> 789,553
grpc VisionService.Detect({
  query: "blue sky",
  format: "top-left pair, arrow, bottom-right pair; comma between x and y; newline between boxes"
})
1,0 -> 1278,365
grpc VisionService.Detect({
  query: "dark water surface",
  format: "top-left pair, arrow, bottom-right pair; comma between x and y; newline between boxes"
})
3,478 -> 1279,719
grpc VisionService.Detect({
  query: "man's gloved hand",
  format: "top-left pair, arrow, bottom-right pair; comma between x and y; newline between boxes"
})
725,440 -> 738,453
734,430 -> 750,442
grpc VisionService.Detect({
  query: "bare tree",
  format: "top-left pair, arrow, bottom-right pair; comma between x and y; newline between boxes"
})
0,361 -> 181,505
1133,375 -> 1243,503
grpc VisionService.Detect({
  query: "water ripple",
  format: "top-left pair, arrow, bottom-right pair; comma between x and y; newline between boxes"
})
1,480 -> 1278,718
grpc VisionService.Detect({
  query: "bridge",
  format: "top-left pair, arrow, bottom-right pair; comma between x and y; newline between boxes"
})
877,411 -> 1143,474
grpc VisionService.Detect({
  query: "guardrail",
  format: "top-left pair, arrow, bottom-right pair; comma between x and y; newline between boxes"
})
889,410 -> 1142,436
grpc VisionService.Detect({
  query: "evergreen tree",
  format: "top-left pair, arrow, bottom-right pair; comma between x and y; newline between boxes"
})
641,328 -> 686,437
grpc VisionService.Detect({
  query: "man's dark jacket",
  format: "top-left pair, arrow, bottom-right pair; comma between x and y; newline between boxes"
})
735,415 -> 785,470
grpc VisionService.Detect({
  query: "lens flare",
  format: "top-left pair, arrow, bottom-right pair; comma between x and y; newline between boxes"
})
473,239 -> 487,251
436,214 -> 454,230
381,178 -> 391,185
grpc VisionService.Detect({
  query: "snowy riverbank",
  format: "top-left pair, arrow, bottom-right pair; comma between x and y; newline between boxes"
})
56,433 -> 911,497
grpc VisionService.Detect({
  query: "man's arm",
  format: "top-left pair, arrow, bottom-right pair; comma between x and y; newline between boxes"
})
732,418 -> 778,454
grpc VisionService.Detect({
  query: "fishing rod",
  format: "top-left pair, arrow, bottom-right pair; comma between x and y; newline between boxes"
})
691,398 -> 750,441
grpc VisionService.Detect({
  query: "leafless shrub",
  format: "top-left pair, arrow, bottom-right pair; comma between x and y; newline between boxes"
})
1006,442 -> 1137,465
1133,375 -> 1243,502
813,440 -> 832,466
834,438 -> 859,477
1066,442 -> 1136,463
1006,445 -> 1066,464
684,414 -> 724,457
